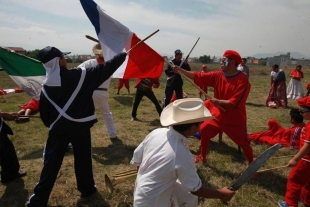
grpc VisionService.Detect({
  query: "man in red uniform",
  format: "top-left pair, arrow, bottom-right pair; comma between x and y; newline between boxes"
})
278,97 -> 310,207
198,65 -> 208,100
116,78 -> 130,94
172,50 -> 253,165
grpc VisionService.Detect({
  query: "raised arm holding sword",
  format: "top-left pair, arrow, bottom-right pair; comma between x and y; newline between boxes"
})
172,50 -> 254,165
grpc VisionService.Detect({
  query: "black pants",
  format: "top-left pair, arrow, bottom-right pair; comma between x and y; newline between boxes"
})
132,89 -> 162,118
28,129 -> 95,207
163,84 -> 183,108
0,133 -> 20,181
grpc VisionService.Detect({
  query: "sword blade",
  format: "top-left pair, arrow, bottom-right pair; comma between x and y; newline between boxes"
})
230,143 -> 281,191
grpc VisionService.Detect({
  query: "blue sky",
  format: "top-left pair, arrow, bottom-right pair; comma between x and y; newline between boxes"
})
1,0 -> 310,58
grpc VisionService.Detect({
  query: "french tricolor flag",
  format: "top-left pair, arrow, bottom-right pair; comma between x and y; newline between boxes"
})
80,0 -> 164,78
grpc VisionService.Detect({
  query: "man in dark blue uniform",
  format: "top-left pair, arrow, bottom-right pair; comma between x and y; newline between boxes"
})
0,111 -> 26,183
26,46 -> 126,207
163,49 -> 191,108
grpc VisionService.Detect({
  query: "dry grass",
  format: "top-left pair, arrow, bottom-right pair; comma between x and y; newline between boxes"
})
1,63 -> 310,207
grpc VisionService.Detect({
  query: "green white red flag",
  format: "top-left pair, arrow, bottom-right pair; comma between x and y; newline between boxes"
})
0,47 -> 45,100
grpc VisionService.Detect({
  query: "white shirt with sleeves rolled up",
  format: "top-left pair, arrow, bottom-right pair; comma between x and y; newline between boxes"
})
131,127 -> 202,207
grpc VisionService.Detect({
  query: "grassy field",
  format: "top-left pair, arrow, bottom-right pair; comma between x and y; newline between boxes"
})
0,63 -> 309,207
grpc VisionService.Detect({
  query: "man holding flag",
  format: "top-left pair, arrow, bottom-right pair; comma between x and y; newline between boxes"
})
80,0 -> 164,80
26,46 -> 126,207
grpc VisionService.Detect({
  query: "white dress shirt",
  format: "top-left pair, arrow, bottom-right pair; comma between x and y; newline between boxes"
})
131,127 -> 201,207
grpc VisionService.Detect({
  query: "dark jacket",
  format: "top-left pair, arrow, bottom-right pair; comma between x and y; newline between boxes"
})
274,70 -> 286,83
134,78 -> 160,92
40,53 -> 126,136
165,59 -> 191,87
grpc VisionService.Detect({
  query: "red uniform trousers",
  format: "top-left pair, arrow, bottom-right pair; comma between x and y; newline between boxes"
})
199,119 -> 253,163
285,160 -> 310,207
118,79 -> 130,90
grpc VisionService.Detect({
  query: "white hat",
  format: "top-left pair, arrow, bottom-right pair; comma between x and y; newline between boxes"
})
160,98 -> 215,127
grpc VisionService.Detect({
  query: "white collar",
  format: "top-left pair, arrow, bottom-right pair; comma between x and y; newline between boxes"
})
43,57 -> 61,87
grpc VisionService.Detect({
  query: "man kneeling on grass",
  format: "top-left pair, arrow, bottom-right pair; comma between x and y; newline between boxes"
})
130,98 -> 235,206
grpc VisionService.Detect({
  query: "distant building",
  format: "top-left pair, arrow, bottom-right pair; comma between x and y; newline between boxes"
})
187,57 -> 199,63
266,52 -> 290,66
3,47 -> 27,55
290,59 -> 310,66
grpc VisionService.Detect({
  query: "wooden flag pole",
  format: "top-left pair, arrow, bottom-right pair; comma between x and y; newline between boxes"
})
86,29 -> 159,54
164,59 -> 226,112
126,29 -> 159,54
270,155 -> 294,160
257,165 -> 287,173
19,115 -> 41,118
85,35 -> 100,43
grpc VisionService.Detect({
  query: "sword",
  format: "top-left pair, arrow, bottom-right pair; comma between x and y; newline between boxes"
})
179,37 -> 200,68
223,143 -> 281,205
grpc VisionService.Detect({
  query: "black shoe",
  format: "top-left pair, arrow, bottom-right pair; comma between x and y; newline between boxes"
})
81,188 -> 97,198
110,136 -> 122,143
1,171 -> 27,183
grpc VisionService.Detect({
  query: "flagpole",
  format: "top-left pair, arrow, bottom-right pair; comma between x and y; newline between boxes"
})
257,165 -> 287,173
19,115 -> 41,118
126,29 -> 159,54
85,30 -> 160,54
164,59 -> 226,112
180,37 -> 200,68
85,35 -> 100,43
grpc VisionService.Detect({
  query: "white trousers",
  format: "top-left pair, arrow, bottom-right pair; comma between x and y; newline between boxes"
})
93,90 -> 117,138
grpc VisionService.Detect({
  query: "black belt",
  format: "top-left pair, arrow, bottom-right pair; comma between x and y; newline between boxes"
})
95,88 -> 108,91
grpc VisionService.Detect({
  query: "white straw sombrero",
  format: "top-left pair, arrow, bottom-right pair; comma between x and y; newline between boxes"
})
160,98 -> 215,126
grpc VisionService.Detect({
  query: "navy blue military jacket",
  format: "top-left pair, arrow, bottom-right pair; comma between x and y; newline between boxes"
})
39,53 -> 126,136
164,59 -> 191,87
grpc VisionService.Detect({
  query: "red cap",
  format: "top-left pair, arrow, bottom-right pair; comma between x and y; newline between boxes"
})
223,50 -> 242,65
297,97 -> 310,108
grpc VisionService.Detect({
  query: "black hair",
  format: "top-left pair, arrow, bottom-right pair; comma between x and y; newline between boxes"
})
273,64 -> 279,68
297,65 -> 302,69
172,122 -> 200,132
290,109 -> 303,123
242,58 -> 247,62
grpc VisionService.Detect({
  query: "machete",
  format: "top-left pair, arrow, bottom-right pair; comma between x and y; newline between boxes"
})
223,143 -> 281,204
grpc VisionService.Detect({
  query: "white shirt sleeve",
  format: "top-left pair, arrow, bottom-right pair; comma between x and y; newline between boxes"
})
175,149 -> 202,192
130,142 -> 144,167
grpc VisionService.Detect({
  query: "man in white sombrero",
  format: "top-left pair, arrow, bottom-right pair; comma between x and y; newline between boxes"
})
78,43 -> 118,141
130,98 -> 235,206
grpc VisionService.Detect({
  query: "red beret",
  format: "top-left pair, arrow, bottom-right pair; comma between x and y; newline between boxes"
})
297,97 -> 310,108
223,50 -> 242,65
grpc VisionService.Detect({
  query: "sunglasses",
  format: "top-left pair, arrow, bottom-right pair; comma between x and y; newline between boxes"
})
299,109 -> 310,114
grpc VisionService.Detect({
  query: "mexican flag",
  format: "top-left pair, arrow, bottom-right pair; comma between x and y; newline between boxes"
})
0,47 -> 46,100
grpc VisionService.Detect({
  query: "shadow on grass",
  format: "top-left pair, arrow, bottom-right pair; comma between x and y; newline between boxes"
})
147,119 -> 161,128
0,179 -> 28,207
20,147 -> 73,160
190,139 -> 246,164
247,171 -> 287,196
112,96 -> 134,107
246,102 -> 266,107
76,191 -> 110,207
92,139 -> 135,165
246,102 -> 295,110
